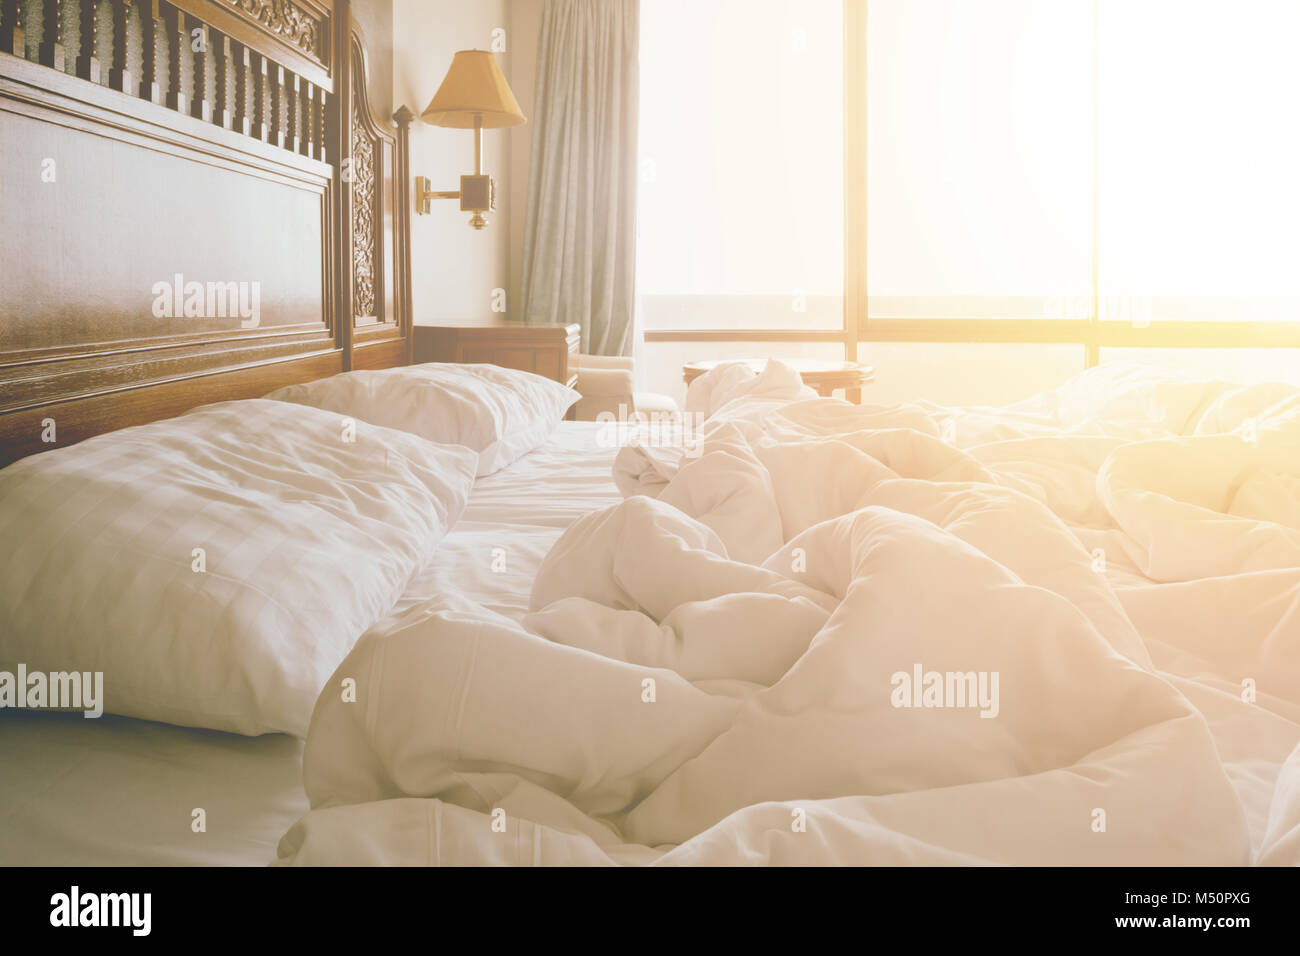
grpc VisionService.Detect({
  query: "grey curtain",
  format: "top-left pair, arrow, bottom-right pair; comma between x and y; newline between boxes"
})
520,0 -> 639,357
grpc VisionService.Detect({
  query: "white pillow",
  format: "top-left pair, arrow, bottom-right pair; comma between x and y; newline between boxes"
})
0,400 -> 478,737
265,363 -> 580,476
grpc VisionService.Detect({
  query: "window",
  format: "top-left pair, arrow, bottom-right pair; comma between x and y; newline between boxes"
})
637,1 -> 1300,405
637,0 -> 844,334
865,0 -> 1093,322
1097,0 -> 1300,327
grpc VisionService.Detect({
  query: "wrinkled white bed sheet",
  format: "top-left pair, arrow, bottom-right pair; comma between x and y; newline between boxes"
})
278,362 -> 1300,866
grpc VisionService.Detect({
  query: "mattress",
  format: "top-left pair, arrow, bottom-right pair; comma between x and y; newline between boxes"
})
0,421 -> 619,866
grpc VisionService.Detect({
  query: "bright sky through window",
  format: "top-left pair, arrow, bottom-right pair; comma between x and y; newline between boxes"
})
637,0 -> 843,306
639,0 -> 1300,326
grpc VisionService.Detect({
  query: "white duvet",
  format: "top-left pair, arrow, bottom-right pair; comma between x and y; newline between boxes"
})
277,362 -> 1300,865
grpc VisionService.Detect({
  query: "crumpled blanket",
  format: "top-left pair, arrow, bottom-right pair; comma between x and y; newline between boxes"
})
276,361 -> 1300,865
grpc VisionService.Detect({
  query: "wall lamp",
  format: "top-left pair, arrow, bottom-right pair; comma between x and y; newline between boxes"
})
414,50 -> 526,230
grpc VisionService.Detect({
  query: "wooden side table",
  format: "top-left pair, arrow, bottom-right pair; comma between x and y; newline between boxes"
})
682,358 -> 875,398
413,320 -> 581,390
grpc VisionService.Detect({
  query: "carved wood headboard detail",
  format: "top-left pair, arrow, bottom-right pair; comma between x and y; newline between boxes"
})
346,21 -> 412,372
0,0 -> 411,465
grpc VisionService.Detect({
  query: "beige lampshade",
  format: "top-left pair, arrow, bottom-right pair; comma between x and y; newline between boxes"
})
421,50 -> 526,129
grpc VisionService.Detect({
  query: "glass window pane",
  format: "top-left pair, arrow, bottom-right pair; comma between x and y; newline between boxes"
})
866,0 -> 1094,320
1099,348 -> 1300,385
857,343 -> 1085,405
637,0 -> 843,331
1098,0 -> 1300,323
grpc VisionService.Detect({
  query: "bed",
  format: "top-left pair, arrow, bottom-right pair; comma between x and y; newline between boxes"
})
6,357 -> 1299,867
0,420 -> 621,865
0,0 -> 416,865
3,0 -> 1299,871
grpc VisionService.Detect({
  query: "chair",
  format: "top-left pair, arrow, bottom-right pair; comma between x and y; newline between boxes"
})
572,354 -> 680,423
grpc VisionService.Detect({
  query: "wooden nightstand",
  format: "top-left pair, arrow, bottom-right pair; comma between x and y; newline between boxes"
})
413,320 -> 581,390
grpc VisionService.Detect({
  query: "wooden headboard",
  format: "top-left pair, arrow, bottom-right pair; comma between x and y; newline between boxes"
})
0,0 -> 412,466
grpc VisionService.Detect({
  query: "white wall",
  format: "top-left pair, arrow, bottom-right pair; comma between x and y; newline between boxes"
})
393,0 -> 522,324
